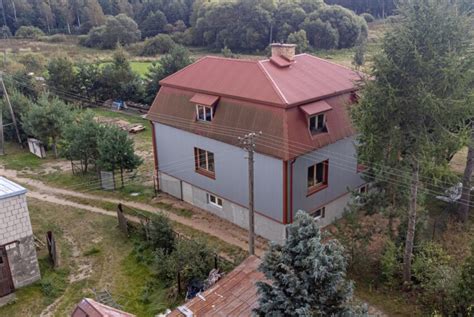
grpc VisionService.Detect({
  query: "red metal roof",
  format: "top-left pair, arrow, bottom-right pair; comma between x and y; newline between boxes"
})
300,100 -> 333,116
160,54 -> 360,108
71,298 -> 136,317
189,93 -> 220,107
168,256 -> 264,317
149,54 -> 359,160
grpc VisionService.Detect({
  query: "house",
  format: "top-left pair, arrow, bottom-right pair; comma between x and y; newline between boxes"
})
0,177 -> 40,302
168,255 -> 263,317
147,43 -> 366,242
71,298 -> 136,317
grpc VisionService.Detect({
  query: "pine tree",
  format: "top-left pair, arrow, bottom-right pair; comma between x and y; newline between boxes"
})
352,0 -> 474,283
255,211 -> 364,316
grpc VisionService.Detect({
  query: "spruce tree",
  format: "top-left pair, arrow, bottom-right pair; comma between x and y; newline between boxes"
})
255,211 -> 362,316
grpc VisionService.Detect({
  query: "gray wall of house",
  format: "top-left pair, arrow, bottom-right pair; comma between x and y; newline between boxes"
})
292,136 -> 365,218
154,123 -> 284,223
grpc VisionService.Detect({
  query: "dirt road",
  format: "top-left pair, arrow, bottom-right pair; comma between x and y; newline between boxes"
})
0,168 -> 267,257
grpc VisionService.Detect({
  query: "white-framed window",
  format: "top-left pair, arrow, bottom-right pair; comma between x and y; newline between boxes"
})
310,207 -> 325,220
196,104 -> 213,122
358,184 -> 369,194
309,113 -> 326,134
207,193 -> 223,208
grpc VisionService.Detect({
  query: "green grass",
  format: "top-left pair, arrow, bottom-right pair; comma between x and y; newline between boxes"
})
98,61 -> 154,77
0,142 -> 52,171
0,198 -> 177,317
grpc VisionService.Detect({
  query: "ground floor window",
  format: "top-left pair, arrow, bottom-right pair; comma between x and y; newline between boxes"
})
310,206 -> 325,220
207,193 -> 223,208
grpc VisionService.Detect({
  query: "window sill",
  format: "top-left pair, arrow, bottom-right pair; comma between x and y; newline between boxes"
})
195,168 -> 215,179
306,184 -> 328,197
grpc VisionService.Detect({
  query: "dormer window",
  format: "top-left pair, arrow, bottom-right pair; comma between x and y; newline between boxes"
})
196,104 -> 213,122
309,113 -> 326,134
300,100 -> 332,136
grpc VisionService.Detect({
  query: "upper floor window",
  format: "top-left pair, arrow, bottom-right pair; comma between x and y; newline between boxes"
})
196,104 -> 213,122
194,147 -> 215,178
307,160 -> 328,194
309,113 -> 326,134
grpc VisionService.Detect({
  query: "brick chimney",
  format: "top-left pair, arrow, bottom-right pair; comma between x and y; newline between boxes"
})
271,43 -> 296,61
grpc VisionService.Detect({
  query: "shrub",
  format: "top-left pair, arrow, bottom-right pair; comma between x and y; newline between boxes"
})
412,241 -> 451,286
142,214 -> 176,254
81,14 -> 141,49
360,13 -> 375,23
15,26 -> 45,39
302,5 -> 368,49
379,239 -> 400,287
18,53 -> 46,74
39,34 -> 67,43
287,30 -> 309,53
140,34 -> 176,56
155,239 -> 215,291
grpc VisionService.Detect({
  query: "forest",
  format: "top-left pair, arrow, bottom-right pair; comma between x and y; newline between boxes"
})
0,0 -> 373,51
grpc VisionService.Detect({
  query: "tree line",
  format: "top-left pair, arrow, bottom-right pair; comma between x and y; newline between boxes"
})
0,0 -> 369,52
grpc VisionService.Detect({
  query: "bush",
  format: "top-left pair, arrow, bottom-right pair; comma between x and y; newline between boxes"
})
287,30 -> 309,53
142,214 -> 176,254
18,53 -> 46,74
155,239 -> 215,291
360,13 -> 375,23
15,26 -> 45,39
81,14 -> 141,49
39,34 -> 67,43
302,5 -> 368,49
140,34 -> 176,56
379,239 -> 400,287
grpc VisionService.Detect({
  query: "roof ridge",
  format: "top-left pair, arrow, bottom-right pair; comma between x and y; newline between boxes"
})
204,55 -> 260,63
257,60 -> 289,105
159,56 -> 209,84
302,53 -> 356,73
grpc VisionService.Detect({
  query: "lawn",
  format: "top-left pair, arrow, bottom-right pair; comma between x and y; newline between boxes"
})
98,61 -> 155,77
0,198 -> 178,317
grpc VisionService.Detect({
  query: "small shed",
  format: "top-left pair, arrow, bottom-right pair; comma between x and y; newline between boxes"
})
0,177 -> 40,299
168,255 -> 264,317
71,298 -> 136,317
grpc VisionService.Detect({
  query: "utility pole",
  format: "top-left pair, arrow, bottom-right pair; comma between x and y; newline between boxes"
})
0,72 -> 22,147
0,102 -> 4,155
239,131 -> 261,256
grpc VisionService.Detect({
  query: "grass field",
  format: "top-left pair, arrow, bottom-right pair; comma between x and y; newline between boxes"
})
0,198 -> 177,317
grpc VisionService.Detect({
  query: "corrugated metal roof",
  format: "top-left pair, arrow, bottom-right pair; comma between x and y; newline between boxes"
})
72,298 -> 136,317
159,54 -> 360,108
168,255 -> 264,317
189,93 -> 220,107
147,88 -> 354,160
300,100 -> 333,116
0,177 -> 27,200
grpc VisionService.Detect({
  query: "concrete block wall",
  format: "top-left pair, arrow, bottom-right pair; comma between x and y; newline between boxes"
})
0,194 -> 41,288
160,172 -> 287,243
0,195 -> 33,245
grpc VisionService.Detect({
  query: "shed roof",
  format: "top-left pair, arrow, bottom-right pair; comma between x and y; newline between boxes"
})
0,177 -> 27,200
71,298 -> 136,317
169,255 -> 264,317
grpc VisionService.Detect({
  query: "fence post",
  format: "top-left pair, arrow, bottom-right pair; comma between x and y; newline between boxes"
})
46,231 -> 58,268
177,271 -> 182,295
117,203 -> 129,237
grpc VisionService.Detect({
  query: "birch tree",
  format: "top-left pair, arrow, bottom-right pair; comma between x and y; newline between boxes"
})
352,0 -> 474,284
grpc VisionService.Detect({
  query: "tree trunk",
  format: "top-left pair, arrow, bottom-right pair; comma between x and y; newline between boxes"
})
458,128 -> 474,222
403,162 -> 419,284
52,138 -> 58,158
120,166 -> 124,188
